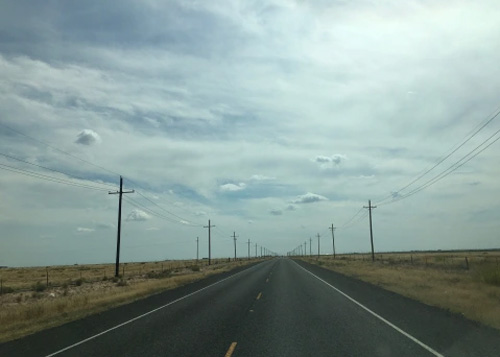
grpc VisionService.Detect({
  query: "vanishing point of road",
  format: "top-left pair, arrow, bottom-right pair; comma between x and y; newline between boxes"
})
1,258 -> 500,356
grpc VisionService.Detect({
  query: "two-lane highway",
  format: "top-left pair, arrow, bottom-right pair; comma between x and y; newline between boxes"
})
1,258 -> 500,356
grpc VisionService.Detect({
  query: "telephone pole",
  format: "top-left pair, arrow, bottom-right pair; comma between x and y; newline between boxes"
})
309,237 -> 312,256
304,242 -> 307,257
108,176 -> 134,277
203,220 -> 215,265
255,243 -> 257,257
232,232 -> 238,261
364,200 -> 377,262
196,237 -> 199,262
329,224 -> 336,259
317,233 -> 321,258
247,239 -> 250,259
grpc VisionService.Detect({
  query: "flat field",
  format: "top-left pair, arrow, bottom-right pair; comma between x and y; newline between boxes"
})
301,250 -> 500,330
0,258 -> 261,343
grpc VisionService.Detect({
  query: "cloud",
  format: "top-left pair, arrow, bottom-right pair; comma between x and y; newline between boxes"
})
146,227 -> 160,231
75,129 -> 101,146
314,154 -> 346,166
269,209 -> 283,216
126,209 -> 150,222
95,222 -> 114,230
76,227 -> 94,233
250,174 -> 276,181
292,193 -> 328,204
286,204 -> 296,211
219,183 -> 246,192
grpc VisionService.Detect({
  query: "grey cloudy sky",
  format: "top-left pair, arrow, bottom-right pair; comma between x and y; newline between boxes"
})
1,0 -> 500,266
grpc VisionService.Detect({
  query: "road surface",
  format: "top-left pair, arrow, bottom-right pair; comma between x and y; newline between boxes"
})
1,258 -> 500,356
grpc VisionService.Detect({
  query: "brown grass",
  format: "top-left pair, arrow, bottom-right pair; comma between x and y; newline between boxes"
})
301,251 -> 500,330
0,258 -> 262,343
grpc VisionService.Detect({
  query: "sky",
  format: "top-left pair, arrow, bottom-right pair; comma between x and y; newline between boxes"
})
1,0 -> 500,267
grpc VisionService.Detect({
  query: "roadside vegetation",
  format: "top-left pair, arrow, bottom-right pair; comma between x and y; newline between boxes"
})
0,258 -> 262,343
300,250 -> 500,330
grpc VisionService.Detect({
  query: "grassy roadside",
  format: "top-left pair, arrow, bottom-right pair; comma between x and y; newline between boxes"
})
0,259 -> 262,343
299,252 -> 500,331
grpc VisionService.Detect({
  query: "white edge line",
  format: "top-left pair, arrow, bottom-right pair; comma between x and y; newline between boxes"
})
45,262 -> 263,357
292,260 -> 444,357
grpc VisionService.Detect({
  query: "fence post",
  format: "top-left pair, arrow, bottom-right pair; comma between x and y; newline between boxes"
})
46,267 -> 49,288
465,257 -> 469,270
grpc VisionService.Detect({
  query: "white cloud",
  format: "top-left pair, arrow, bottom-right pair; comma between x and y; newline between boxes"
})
314,154 -> 347,168
75,129 -> 101,146
292,193 -> 328,204
269,209 -> 283,216
76,227 -> 95,233
219,183 -> 247,192
250,174 -> 276,181
126,209 -> 150,222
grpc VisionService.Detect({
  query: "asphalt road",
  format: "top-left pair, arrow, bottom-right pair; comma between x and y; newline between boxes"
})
1,258 -> 500,356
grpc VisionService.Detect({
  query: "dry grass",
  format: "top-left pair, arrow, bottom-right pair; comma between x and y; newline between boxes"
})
0,258 -> 261,343
301,251 -> 500,331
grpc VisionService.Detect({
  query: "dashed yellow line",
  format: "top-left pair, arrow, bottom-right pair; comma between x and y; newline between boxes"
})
225,342 -> 237,357
256,292 -> 262,300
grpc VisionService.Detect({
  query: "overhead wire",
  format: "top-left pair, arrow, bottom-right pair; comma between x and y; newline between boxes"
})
381,126 -> 500,205
0,151 -> 117,190
0,162 -> 111,192
376,105 -> 500,205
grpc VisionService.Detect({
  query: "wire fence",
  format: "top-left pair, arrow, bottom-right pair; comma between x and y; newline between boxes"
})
0,257 -> 257,294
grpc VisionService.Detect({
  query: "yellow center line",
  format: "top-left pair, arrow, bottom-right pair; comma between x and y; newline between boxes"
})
256,292 -> 262,300
225,342 -> 237,357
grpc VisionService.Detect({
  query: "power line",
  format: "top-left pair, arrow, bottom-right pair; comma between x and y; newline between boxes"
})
376,106 -> 500,205
0,122 -> 121,177
0,152 -> 117,190
133,189 -> 203,227
380,126 -> 500,206
0,162 -> 110,192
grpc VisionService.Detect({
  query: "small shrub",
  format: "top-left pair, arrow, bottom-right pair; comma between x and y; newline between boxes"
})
31,291 -> 43,299
111,276 -> 120,283
116,279 -> 128,287
146,270 -> 171,279
102,276 -> 108,281
1,286 -> 15,294
190,265 -> 200,272
75,278 -> 84,286
475,264 -> 500,286
33,281 -> 46,292
16,294 -> 23,303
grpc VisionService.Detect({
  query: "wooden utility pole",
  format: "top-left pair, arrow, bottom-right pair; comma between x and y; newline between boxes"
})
247,239 -> 250,259
232,232 -> 238,261
364,200 -> 377,262
304,242 -> 307,257
196,237 -> 199,262
255,243 -> 257,257
109,176 -> 134,277
329,224 -> 336,259
203,220 -> 215,265
317,233 -> 321,258
309,237 -> 312,256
